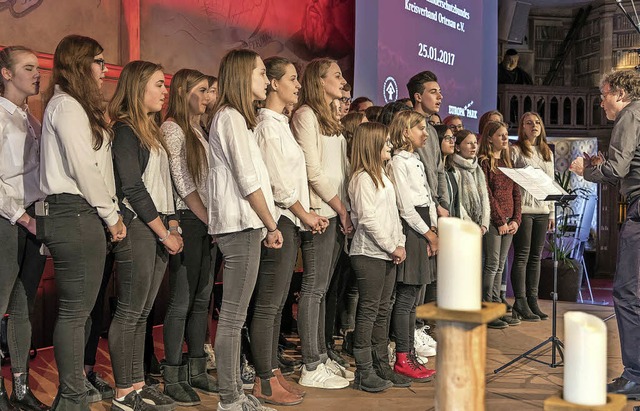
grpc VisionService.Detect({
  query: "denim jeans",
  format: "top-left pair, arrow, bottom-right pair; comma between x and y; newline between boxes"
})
108,217 -> 168,388
41,194 -> 106,411
392,283 -> 421,353
249,216 -> 300,378
215,229 -> 262,405
351,255 -> 395,369
298,217 -> 342,368
511,213 -> 548,298
84,252 -> 115,367
483,224 -> 513,302
325,249 -> 358,343
164,210 -> 214,365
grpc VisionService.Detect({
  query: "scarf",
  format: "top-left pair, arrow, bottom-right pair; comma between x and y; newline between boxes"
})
452,154 -> 484,225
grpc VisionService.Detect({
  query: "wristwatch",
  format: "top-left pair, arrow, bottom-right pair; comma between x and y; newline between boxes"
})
169,226 -> 183,235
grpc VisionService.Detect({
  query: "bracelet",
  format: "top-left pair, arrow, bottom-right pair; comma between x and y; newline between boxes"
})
267,226 -> 278,233
158,230 -> 171,242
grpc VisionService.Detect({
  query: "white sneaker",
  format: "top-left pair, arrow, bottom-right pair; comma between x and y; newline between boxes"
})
418,325 -> 437,348
204,343 -> 216,370
388,342 -> 396,367
324,358 -> 355,381
217,394 -> 276,411
299,363 -> 350,389
414,329 -> 436,357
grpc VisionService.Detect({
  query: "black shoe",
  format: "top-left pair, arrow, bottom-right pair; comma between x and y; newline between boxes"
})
342,331 -> 354,357
84,378 -> 102,403
138,385 -> 176,410
163,364 -> 201,406
607,376 -> 640,400
149,355 -> 163,377
352,369 -> 393,393
487,319 -> 509,329
278,334 -> 297,351
0,378 -> 17,411
144,374 -> 160,388
87,371 -> 114,400
500,291 -> 512,313
9,373 -> 50,410
500,315 -> 521,326
277,347 -> 301,368
188,357 -> 218,396
111,391 -> 155,411
326,344 -> 349,368
512,298 -> 541,322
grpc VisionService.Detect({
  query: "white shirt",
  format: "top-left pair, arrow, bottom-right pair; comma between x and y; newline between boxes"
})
0,97 -> 44,223
292,105 -> 348,218
388,150 -> 438,235
162,121 -> 209,211
255,108 -> 310,230
40,86 -> 119,226
123,146 -> 174,216
207,106 -> 279,236
349,170 -> 406,260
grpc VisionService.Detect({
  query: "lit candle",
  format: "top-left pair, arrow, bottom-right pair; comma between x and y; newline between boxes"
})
563,311 -> 607,406
437,217 -> 482,311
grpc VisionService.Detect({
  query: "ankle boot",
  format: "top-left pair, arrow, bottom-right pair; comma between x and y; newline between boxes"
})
500,315 -> 521,326
527,296 -> 549,320
273,368 -> 306,397
187,357 -> 218,396
163,364 -> 200,406
9,373 -> 50,410
0,378 -> 17,411
512,297 -> 541,322
371,344 -> 411,388
353,347 -> 393,392
252,376 -> 302,405
500,290 -> 512,312
393,352 -> 435,382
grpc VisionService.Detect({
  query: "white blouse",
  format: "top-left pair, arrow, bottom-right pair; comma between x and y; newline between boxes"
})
0,97 -> 44,224
40,86 -> 119,226
349,170 -> 406,260
207,106 -> 279,236
255,108 -> 310,229
388,150 -> 438,235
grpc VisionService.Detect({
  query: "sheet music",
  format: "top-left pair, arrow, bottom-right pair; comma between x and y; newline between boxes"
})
498,166 -> 567,201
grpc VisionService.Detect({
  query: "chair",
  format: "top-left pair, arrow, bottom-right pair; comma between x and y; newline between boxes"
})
564,195 -> 597,303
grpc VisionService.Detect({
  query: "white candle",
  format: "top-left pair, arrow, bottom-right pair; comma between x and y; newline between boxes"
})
563,311 -> 607,406
437,217 -> 482,311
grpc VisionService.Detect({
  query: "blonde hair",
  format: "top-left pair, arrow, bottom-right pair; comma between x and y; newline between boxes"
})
478,121 -> 512,172
214,49 -> 260,130
297,58 -> 343,136
0,46 -> 35,96
389,110 -> 427,153
340,111 -> 366,157
350,122 -> 389,188
515,111 -> 551,161
165,68 -> 208,185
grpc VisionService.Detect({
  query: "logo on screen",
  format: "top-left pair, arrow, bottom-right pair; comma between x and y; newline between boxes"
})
383,76 -> 398,103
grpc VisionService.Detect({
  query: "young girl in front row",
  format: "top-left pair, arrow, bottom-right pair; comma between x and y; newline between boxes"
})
348,122 -> 406,393
387,110 -> 438,382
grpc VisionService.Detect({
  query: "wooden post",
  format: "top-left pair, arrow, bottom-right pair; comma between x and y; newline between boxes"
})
416,301 -> 506,411
120,0 -> 141,65
543,394 -> 626,411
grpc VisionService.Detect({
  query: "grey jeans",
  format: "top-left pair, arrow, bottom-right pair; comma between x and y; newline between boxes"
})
215,229 -> 262,404
482,224 -> 513,302
108,217 -> 168,388
298,217 -> 342,368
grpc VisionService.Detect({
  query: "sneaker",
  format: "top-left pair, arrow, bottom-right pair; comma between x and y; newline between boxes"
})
204,343 -> 216,371
112,390 -> 155,411
299,363 -> 350,389
84,377 -> 102,403
240,355 -> 256,390
138,385 -> 176,410
87,371 -> 114,400
417,325 -> 437,348
324,358 -> 355,382
387,342 -> 396,367
414,330 -> 436,358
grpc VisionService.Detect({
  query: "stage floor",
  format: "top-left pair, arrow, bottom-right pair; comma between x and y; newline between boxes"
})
2,301 -> 632,411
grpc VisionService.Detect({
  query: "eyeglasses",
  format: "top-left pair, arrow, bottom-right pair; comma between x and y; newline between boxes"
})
448,124 -> 463,131
444,136 -> 456,143
340,97 -> 352,104
93,58 -> 106,70
428,120 -> 441,126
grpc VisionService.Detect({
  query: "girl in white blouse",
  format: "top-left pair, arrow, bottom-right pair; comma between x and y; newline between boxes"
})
292,58 -> 354,389
161,68 -> 218,405
387,110 -> 438,382
39,35 -> 125,410
348,122 -> 406,393
207,49 -> 280,411
0,45 -> 50,410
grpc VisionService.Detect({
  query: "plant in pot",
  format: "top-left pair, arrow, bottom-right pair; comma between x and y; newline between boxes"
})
538,171 -> 591,302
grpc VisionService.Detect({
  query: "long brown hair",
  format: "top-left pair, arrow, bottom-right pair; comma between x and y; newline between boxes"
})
341,111 -> 366,157
478,121 -> 512,172
214,48 -> 260,130
297,58 -> 343,136
351,122 -> 389,188
514,111 -> 551,161
0,46 -> 35,96
389,110 -> 427,153
44,35 -> 110,149
165,68 -> 208,185
108,60 -> 167,158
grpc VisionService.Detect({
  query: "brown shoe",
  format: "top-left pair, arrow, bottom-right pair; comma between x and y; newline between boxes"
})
274,368 -> 306,397
252,376 -> 303,406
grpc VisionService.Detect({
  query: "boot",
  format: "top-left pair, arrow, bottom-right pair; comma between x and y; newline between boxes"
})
527,296 -> 549,320
372,344 -> 411,388
0,378 -> 17,411
500,290 -> 512,312
273,369 -> 306,397
393,352 -> 435,382
252,376 -> 302,406
163,364 -> 200,406
187,357 -> 218,396
352,348 -> 393,392
500,315 -> 521,326
342,331 -> 354,356
326,342 -> 349,368
9,373 -> 50,410
487,319 -> 508,329
512,297 -> 541,322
